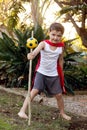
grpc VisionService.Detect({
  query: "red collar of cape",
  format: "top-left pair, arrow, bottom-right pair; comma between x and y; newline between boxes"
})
44,40 -> 65,47
32,40 -> 66,94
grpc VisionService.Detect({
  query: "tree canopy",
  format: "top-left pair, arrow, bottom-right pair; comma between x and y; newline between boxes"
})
0,0 -> 87,48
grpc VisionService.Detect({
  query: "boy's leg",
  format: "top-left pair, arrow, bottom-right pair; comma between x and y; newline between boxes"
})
55,93 -> 71,120
18,88 -> 39,119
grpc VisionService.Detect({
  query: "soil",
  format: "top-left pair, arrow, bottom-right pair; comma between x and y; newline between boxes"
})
0,89 -> 87,130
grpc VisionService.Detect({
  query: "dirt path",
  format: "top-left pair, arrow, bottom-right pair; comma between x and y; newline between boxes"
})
0,85 -> 87,117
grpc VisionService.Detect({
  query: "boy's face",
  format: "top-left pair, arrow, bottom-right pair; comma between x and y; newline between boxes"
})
49,30 -> 62,43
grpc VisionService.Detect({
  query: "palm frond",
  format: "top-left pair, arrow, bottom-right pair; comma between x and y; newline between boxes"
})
59,4 -> 87,15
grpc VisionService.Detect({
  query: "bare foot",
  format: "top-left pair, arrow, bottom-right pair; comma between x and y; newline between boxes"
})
60,113 -> 71,121
18,111 -> 28,119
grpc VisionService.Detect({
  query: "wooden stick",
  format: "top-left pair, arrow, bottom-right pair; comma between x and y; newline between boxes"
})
28,31 -> 34,126
28,49 -> 32,126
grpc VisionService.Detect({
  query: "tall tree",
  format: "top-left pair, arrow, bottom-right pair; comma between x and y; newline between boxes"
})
29,0 -> 52,30
54,0 -> 87,48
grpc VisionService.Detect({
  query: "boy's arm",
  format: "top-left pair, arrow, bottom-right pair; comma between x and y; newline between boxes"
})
58,47 -> 64,70
27,41 -> 45,60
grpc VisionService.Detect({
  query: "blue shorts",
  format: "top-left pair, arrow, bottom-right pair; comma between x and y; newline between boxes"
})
33,72 -> 62,96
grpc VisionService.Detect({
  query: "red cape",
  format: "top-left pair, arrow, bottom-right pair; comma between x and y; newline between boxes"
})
32,40 -> 66,94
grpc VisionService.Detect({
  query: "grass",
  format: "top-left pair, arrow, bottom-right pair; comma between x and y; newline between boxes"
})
0,89 -> 87,130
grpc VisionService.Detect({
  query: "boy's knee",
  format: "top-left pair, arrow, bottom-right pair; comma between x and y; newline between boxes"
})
55,93 -> 62,99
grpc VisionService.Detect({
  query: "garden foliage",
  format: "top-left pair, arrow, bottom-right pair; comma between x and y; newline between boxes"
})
0,27 -> 87,94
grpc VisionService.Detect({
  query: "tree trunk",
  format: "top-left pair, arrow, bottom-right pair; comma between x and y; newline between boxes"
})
54,0 -> 87,48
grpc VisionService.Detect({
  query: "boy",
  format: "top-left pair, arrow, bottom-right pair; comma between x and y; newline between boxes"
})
18,22 -> 71,120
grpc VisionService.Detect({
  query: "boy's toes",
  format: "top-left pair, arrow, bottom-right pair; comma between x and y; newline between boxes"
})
18,112 -> 28,119
60,114 -> 71,121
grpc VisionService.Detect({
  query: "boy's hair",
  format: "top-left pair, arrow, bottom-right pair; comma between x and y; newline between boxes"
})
49,22 -> 64,34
